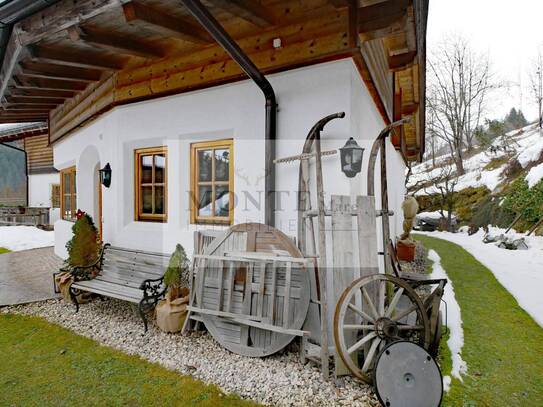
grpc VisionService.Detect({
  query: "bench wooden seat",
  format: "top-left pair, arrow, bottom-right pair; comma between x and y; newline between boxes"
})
68,244 -> 169,331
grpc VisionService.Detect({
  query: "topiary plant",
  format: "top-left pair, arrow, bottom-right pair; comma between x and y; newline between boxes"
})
65,210 -> 100,268
163,244 -> 190,299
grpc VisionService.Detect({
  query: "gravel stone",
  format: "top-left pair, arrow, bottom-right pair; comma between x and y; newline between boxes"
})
2,299 -> 378,406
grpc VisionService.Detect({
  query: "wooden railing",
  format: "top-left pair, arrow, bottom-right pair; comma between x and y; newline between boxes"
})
0,207 -> 50,226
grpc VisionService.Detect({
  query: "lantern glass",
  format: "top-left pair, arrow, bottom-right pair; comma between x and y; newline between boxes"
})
99,163 -> 112,188
340,137 -> 364,178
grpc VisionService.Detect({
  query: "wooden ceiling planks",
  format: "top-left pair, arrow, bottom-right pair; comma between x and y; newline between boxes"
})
122,1 -> 213,44
0,0 -> 426,160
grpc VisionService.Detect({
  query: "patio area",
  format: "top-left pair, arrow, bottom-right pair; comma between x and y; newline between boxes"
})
0,247 -> 62,306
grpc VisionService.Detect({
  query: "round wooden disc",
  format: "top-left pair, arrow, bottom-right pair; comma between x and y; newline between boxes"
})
198,223 -> 310,357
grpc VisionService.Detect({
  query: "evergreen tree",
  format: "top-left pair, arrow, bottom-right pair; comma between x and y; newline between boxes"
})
504,108 -> 528,131
65,210 -> 100,267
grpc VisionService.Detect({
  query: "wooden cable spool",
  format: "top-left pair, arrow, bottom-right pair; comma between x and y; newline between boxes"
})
194,223 -> 311,357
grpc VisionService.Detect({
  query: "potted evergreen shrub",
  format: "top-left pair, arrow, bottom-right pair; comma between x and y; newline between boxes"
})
156,244 -> 191,333
56,210 -> 100,302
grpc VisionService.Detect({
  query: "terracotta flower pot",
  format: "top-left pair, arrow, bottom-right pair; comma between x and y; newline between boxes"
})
396,240 -> 416,262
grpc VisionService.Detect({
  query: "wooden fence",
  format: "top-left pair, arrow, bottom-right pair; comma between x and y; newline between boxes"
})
0,207 -> 50,226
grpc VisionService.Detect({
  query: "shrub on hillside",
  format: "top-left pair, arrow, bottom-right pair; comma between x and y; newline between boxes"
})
502,178 -> 543,231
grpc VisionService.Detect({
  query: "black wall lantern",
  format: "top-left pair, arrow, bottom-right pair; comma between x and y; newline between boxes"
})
339,137 -> 364,178
99,163 -> 112,188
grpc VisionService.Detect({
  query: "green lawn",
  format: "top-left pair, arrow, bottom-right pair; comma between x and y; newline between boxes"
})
415,235 -> 543,407
0,313 -> 257,407
0,247 -> 10,254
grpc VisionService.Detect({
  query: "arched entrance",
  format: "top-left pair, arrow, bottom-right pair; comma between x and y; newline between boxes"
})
77,146 -> 102,238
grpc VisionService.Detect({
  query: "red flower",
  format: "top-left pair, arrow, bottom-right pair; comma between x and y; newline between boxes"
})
76,209 -> 86,220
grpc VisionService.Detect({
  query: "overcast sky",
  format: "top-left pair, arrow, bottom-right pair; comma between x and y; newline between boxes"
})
427,0 -> 543,122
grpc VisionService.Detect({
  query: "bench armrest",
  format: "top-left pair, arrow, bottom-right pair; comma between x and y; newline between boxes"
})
66,244 -> 110,281
140,276 -> 166,300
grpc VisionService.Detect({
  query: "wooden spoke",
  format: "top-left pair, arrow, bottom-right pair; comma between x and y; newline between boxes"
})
361,337 -> 381,373
385,287 -> 405,318
378,279 -> 386,316
123,1 -> 212,44
343,324 -> 375,331
347,303 -> 375,323
391,303 -> 418,322
347,331 -> 377,355
361,286 -> 380,320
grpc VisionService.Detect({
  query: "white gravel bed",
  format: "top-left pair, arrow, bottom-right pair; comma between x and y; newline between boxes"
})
2,299 -> 377,406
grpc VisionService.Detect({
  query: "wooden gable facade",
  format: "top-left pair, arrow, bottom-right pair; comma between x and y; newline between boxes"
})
0,0 -> 428,161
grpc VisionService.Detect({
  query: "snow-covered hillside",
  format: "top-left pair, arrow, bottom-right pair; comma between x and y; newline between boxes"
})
408,124 -> 543,195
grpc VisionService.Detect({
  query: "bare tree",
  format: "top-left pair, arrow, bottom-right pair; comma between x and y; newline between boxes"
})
427,35 -> 496,175
529,49 -> 543,129
435,165 -> 459,232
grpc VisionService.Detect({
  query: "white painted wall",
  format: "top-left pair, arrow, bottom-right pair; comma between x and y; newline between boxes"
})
53,59 -> 406,261
28,172 -> 60,225
28,172 -> 59,208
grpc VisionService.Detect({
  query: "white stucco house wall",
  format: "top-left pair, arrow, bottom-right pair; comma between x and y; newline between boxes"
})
53,59 -> 406,266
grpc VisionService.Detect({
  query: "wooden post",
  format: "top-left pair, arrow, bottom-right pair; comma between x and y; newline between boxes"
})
314,133 -> 330,379
331,195 -> 355,376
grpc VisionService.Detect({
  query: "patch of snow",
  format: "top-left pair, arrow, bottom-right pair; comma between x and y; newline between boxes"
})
0,226 -> 54,252
418,229 -> 543,328
417,210 -> 452,220
526,163 -> 543,188
427,249 -> 467,388
442,375 -> 452,393
409,125 -> 543,196
518,136 -> 543,168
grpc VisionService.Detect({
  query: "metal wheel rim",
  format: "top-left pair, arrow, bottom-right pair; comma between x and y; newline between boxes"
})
333,274 -> 430,383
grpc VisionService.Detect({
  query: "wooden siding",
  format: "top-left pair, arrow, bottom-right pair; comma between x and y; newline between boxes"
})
24,134 -> 56,174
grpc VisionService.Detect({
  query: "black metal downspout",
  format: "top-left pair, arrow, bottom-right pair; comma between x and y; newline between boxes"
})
180,0 -> 277,227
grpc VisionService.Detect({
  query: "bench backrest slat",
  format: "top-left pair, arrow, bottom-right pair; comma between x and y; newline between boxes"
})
97,246 -> 169,286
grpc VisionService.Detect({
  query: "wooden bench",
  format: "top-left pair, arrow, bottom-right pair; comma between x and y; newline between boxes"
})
68,244 -> 169,331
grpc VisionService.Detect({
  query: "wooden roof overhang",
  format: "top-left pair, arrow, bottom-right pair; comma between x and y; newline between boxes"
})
0,0 -> 428,161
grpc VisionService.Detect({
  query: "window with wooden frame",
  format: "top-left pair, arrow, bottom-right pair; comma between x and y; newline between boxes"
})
135,146 -> 167,222
51,184 -> 60,208
60,167 -> 76,221
191,140 -> 233,225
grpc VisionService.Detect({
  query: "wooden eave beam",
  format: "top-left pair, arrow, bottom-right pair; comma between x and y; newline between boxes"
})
388,50 -> 416,71
358,0 -> 410,35
209,0 -> 276,28
68,26 -> 165,59
19,61 -> 102,83
14,76 -> 88,92
28,45 -> 125,71
123,1 -> 213,44
8,88 -> 76,99
0,118 -> 48,124
328,0 -> 350,9
4,104 -> 58,111
6,96 -> 65,105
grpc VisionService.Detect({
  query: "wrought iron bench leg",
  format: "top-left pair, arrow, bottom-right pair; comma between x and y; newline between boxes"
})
69,286 -> 80,313
138,300 -> 148,333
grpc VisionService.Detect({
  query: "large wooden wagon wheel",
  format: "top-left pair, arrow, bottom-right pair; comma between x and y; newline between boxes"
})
333,274 -> 430,383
